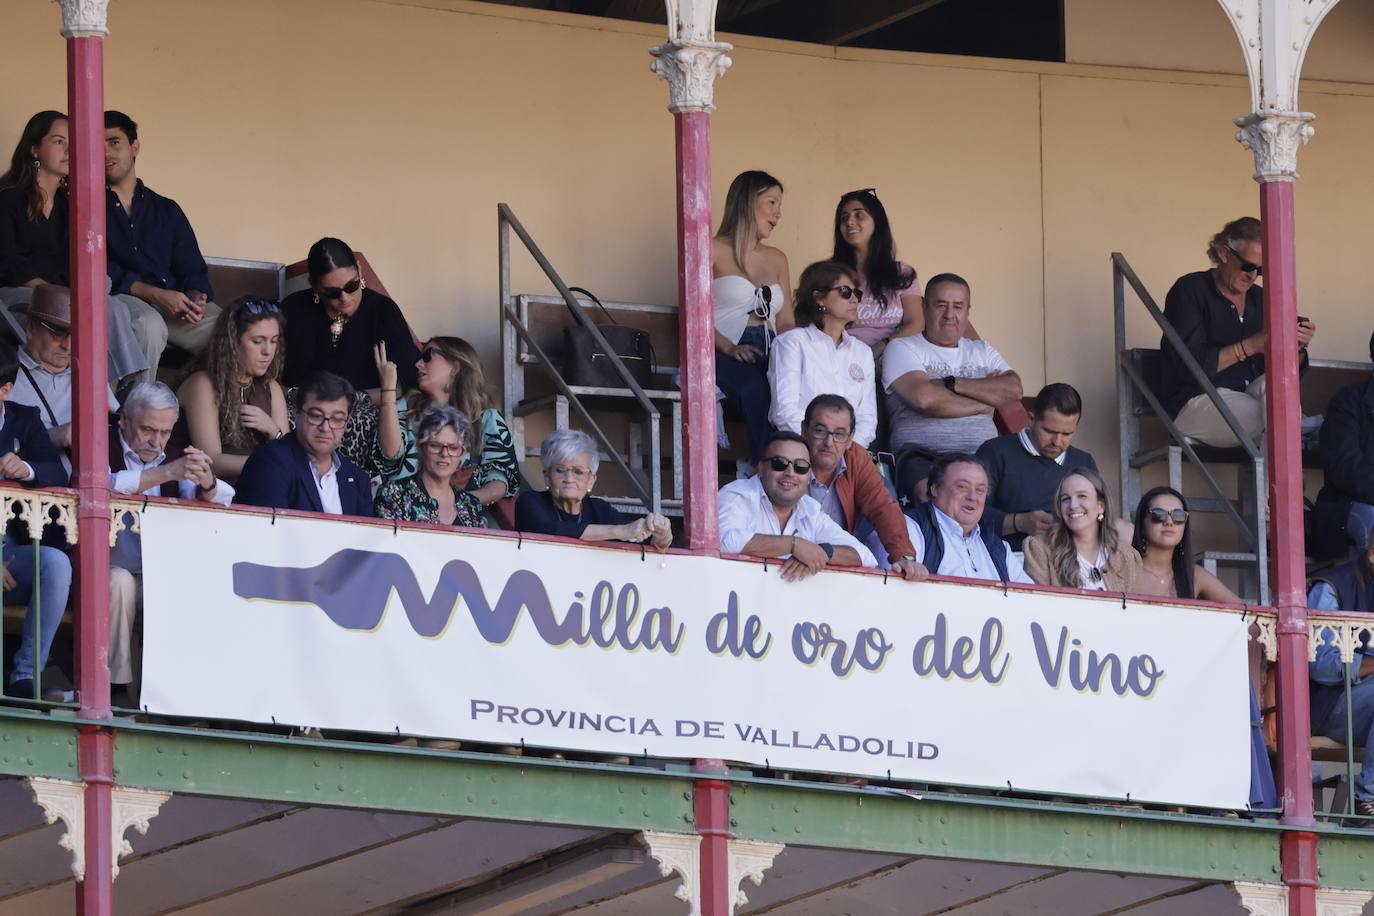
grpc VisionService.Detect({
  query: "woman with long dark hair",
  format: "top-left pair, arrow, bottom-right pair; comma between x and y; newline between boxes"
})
1131,485 -> 1277,810
178,296 -> 289,481
712,170 -> 791,470
0,111 -> 147,383
767,260 -> 877,447
830,188 -> 923,357
1023,467 -> 1139,591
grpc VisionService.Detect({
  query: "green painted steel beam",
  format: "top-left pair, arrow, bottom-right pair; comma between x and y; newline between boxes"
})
110,724 -> 695,833
0,711 -> 78,779
1318,833 -> 1374,889
727,782 -> 1286,882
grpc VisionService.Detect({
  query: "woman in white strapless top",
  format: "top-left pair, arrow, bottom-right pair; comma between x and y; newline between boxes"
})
711,171 -> 792,467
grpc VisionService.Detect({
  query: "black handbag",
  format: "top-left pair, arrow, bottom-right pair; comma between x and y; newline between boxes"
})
561,286 -> 656,390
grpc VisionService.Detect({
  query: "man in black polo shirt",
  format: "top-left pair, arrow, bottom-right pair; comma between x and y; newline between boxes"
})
103,110 -> 220,381
975,383 -> 1097,551
1160,216 -> 1315,448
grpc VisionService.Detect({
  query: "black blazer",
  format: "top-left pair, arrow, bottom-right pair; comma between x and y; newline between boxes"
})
0,401 -> 67,489
233,435 -> 373,517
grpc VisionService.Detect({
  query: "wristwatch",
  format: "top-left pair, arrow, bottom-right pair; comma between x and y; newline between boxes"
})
943,375 -> 957,393
819,543 -> 835,560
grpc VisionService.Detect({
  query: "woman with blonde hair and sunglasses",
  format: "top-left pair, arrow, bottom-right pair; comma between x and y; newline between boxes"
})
1023,467 -> 1141,591
178,295 -> 289,481
373,336 -> 520,521
766,260 -> 877,448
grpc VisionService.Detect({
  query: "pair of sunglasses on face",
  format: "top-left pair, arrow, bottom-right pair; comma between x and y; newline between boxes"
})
765,455 -> 811,475
1147,507 -> 1189,525
1228,246 -> 1263,276
318,276 -> 363,301
827,285 -> 863,302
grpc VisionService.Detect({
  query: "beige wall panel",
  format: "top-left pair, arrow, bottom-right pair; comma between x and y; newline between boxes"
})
1065,0 -> 1374,85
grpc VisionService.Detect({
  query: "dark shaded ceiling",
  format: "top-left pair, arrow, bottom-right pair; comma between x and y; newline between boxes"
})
475,0 -> 1065,62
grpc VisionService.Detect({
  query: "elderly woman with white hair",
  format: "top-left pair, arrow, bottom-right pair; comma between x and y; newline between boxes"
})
374,404 -> 484,527
515,428 -> 672,548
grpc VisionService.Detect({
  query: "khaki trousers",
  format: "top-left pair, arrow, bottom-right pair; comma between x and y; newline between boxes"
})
108,567 -> 142,685
1174,376 -> 1267,449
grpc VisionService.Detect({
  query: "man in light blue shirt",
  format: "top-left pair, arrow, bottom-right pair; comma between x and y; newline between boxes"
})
719,431 -> 876,582
904,453 -> 1030,584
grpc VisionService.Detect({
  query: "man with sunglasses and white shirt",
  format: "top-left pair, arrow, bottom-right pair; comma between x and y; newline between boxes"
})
234,371 -> 374,517
718,431 -> 876,581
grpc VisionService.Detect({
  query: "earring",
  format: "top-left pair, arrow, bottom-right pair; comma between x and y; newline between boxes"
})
312,293 -> 320,305
32,157 -> 40,173
360,278 -> 367,291
1097,513 -> 1105,522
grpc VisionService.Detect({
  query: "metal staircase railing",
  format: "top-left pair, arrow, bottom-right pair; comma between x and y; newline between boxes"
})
498,203 -> 661,513
1113,252 -> 1268,602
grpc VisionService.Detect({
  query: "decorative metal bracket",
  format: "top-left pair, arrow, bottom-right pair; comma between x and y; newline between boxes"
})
23,778 -> 170,882
640,830 -> 702,915
1316,886 -> 1374,916
728,839 -> 784,911
1253,615 -> 1279,662
3,490 -> 78,545
1233,880 -> 1288,916
1309,615 -> 1374,665
110,501 -> 142,547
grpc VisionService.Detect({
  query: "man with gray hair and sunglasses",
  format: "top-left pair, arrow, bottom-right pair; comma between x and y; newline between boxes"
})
108,380 -> 234,707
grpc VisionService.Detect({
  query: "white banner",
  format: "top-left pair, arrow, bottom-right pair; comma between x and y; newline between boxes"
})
141,505 -> 1251,808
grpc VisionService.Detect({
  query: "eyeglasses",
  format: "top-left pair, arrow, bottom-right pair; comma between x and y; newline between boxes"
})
807,424 -> 852,444
1228,247 -> 1263,276
318,276 -> 362,301
240,296 -> 280,316
827,285 -> 863,302
1147,507 -> 1189,526
550,465 -> 591,480
300,408 -> 349,430
424,441 -> 463,457
766,455 -> 811,475
34,318 -> 70,339
846,187 -> 878,198
420,347 -> 446,363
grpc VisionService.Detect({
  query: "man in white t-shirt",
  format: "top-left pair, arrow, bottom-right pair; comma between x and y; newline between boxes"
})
881,273 -> 1022,501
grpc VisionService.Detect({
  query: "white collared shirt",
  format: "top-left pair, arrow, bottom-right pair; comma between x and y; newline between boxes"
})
767,325 -> 877,448
718,475 -> 877,566
908,503 -> 1030,583
1018,427 -> 1067,466
309,453 -> 344,515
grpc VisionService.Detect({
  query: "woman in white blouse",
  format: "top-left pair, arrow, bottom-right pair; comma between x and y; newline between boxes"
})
767,261 -> 877,448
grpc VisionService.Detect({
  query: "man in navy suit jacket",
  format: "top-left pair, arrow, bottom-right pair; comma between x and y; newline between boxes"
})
234,371 -> 374,517
0,342 -> 74,702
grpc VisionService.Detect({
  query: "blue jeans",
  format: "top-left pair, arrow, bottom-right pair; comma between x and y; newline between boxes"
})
1348,502 -> 1374,552
5,538 -> 73,684
1318,674 -> 1374,801
715,324 -> 773,463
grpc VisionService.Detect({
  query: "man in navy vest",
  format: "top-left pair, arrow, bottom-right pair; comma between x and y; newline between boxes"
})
905,453 -> 1030,584
233,371 -> 374,517
109,381 -> 233,707
1307,534 -> 1374,821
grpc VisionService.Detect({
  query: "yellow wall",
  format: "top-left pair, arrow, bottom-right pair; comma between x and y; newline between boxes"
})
4,0 -> 1374,510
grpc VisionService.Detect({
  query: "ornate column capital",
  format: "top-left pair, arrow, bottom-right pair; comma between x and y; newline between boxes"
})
1235,109 -> 1316,182
649,39 -> 733,114
1233,880 -> 1288,916
54,0 -> 110,38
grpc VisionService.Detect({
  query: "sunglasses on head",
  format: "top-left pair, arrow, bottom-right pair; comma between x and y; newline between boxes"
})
846,187 -> 878,198
240,296 -> 280,317
827,285 -> 863,302
766,455 -> 811,475
319,276 -> 362,301
1228,247 -> 1263,276
1147,507 -> 1189,525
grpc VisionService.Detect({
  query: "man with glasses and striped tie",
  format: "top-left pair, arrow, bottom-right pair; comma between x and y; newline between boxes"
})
718,431 -> 875,582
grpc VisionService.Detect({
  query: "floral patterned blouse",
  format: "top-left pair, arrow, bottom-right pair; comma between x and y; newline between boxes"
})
373,398 -> 521,499
373,475 -> 485,528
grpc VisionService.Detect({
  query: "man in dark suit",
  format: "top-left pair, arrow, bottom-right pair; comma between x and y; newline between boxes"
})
234,371 -> 373,517
0,341 -> 74,703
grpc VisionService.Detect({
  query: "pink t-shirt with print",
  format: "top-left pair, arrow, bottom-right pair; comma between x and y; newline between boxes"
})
849,261 -> 918,348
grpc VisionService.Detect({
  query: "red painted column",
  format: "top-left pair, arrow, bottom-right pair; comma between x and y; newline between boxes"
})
1259,181 -> 1317,916
675,111 -> 720,552
66,30 -> 115,916
693,759 -> 733,915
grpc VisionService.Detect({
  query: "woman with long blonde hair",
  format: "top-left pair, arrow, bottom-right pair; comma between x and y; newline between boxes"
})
373,335 -> 519,518
178,296 -> 289,481
1023,466 -> 1140,591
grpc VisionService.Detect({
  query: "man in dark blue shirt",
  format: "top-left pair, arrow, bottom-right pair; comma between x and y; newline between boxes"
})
104,111 -> 220,381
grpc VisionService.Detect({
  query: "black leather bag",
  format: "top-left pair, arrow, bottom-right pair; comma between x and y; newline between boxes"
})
561,287 -> 656,390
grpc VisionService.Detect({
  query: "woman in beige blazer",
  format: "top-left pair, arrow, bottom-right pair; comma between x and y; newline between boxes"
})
1023,467 -> 1140,592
